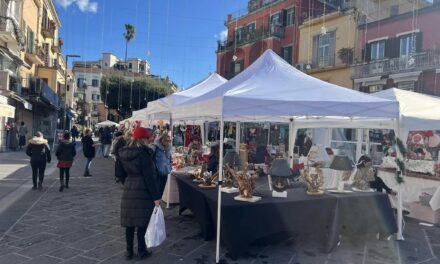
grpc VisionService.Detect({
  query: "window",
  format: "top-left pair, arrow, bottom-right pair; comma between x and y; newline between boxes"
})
77,78 -> 86,88
318,34 -> 330,67
282,46 -> 293,65
234,60 -> 244,73
92,79 -> 99,87
92,104 -> 98,111
367,85 -> 383,93
247,22 -> 256,33
284,8 -> 295,26
234,28 -> 243,42
26,27 -> 34,54
92,94 -> 100,101
128,63 -> 132,69
140,64 -> 145,71
269,12 -> 281,26
400,34 -> 417,57
390,5 -> 399,16
370,41 -> 385,60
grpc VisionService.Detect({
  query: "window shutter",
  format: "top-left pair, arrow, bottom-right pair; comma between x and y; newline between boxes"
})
312,35 -> 318,67
283,9 -> 287,26
329,31 -> 336,65
416,32 -> 423,52
384,39 -> 392,58
365,43 -> 372,62
391,38 -> 400,58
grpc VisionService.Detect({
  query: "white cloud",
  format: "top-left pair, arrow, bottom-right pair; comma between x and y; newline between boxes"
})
215,29 -> 228,41
56,0 -> 98,13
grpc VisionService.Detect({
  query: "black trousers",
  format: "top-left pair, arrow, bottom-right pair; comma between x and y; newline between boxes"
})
370,176 -> 392,194
59,168 -> 70,186
125,226 -> 147,253
158,174 -> 168,196
31,161 -> 46,187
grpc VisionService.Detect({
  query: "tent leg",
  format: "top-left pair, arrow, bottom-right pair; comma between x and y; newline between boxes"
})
236,122 -> 240,152
394,119 -> 404,241
215,116 -> 225,263
166,114 -> 173,209
288,119 -> 297,167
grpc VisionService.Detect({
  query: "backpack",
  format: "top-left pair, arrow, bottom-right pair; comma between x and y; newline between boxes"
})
152,145 -> 172,177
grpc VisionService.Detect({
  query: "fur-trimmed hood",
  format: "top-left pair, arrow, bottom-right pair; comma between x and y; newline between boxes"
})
29,136 -> 48,145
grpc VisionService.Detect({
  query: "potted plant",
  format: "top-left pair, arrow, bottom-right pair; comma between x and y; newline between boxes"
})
337,48 -> 354,64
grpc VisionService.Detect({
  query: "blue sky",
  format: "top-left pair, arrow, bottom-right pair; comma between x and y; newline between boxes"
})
55,0 -> 248,89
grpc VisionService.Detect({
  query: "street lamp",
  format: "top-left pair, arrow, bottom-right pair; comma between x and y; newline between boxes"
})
64,54 -> 81,130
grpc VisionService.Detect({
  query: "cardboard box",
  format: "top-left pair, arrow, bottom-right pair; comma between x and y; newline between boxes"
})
409,202 -> 440,224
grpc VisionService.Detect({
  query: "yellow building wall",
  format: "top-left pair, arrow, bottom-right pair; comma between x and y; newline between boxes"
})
310,67 -> 353,89
298,11 -> 356,89
19,0 -> 40,83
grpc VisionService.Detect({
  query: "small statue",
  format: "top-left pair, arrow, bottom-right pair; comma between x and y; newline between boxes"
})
223,164 -> 235,188
302,163 -> 324,195
234,167 -> 257,198
352,156 -> 375,191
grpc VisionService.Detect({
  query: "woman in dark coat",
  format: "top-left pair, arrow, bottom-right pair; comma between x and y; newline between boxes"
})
207,144 -> 219,174
26,132 -> 51,190
81,128 -> 95,177
56,131 -> 76,192
119,127 -> 161,260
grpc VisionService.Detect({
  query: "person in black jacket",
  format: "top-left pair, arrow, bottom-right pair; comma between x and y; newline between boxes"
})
81,128 -> 95,177
56,132 -> 76,192
26,132 -> 51,190
207,144 -> 219,174
119,127 -> 161,260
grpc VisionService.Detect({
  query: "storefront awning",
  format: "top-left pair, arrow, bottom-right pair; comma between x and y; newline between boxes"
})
0,103 -> 15,118
0,46 -> 31,69
67,109 -> 78,119
10,93 -> 32,110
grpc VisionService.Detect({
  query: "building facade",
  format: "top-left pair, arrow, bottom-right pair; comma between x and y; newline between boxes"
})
72,52 -> 151,126
352,3 -> 440,95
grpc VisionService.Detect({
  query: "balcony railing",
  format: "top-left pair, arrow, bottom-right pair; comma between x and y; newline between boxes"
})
229,0 -> 286,22
28,78 -> 60,108
0,0 -> 24,46
217,25 -> 285,53
352,50 -> 440,79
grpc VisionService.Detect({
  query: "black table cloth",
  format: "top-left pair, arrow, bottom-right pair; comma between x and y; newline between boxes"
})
176,175 -> 397,258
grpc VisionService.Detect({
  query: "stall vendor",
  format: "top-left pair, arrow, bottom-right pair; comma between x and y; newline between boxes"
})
187,137 -> 203,163
207,144 -> 220,174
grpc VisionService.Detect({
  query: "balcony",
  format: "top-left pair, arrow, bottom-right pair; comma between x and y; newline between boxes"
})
29,78 -> 60,109
0,0 -> 23,45
352,50 -> 440,79
230,0 -> 286,22
217,25 -> 285,53
51,44 -> 61,53
24,46 -> 45,65
41,20 -> 55,39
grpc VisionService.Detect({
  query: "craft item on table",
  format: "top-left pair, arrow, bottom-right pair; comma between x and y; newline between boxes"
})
268,159 -> 292,198
191,165 -> 205,183
302,145 -> 329,195
352,161 -> 375,191
198,171 -> 217,189
223,164 -> 236,188
234,167 -> 260,202
428,134 -> 440,148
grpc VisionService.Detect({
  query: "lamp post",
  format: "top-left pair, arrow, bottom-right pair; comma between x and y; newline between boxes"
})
64,54 -> 81,130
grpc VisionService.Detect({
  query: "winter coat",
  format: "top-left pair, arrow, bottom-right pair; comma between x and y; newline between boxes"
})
56,141 -> 76,161
207,154 -> 219,174
119,145 -> 161,227
111,136 -> 126,160
151,139 -> 172,177
81,135 -> 95,158
26,137 -> 51,163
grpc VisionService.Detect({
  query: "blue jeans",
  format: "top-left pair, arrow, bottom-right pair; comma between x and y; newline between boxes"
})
85,158 -> 93,174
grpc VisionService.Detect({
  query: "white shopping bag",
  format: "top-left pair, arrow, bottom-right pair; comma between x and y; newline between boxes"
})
145,206 -> 166,247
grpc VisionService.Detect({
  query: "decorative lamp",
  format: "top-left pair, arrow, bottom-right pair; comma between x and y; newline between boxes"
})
329,155 -> 353,191
269,159 -> 292,197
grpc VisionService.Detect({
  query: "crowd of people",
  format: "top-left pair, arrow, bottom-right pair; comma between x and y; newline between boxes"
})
21,123 -> 172,260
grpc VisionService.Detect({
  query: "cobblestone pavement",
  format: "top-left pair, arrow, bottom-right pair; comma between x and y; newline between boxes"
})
0,151 -> 439,264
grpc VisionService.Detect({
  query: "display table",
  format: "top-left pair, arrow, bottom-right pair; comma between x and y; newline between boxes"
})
162,167 -> 197,206
176,175 -> 397,258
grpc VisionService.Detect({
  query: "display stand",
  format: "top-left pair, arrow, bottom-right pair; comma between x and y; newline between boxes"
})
272,191 -> 287,198
221,187 -> 239,193
234,196 -> 262,203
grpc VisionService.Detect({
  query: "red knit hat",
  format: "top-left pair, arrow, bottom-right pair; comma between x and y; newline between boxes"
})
132,127 -> 150,140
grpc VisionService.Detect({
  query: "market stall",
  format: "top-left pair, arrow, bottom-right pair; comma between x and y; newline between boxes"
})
172,50 -> 400,262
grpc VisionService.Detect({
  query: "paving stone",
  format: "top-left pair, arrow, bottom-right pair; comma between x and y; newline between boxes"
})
82,241 -> 125,260
8,224 -> 55,239
8,233 -> 57,249
53,228 -> 98,244
166,233 -> 206,257
60,256 -> 98,264
0,253 -> 30,264
47,247 -> 84,259
69,234 -> 116,251
21,255 -> 61,264
17,240 -> 65,258
0,244 -> 20,257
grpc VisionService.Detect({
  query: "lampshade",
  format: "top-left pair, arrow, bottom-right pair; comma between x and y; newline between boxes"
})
329,155 -> 353,171
307,144 -> 330,163
224,150 -> 241,168
269,159 -> 292,177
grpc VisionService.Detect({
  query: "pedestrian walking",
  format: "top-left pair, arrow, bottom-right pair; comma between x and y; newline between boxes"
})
71,125 -> 79,142
9,123 -> 18,151
102,127 -> 112,157
81,128 -> 95,177
118,127 -> 161,260
26,132 -> 51,190
151,133 -> 172,196
55,131 -> 76,192
18,121 -> 28,149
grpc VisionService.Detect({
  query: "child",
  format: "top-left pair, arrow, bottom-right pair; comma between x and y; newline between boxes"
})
56,131 -> 76,192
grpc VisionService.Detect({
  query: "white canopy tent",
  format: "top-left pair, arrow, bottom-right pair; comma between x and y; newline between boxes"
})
172,50 -> 401,263
95,120 -> 119,128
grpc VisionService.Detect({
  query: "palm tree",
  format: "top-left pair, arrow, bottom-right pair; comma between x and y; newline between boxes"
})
123,24 -> 136,67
